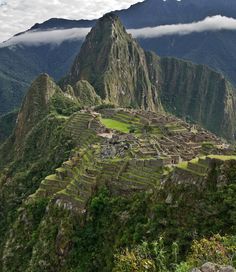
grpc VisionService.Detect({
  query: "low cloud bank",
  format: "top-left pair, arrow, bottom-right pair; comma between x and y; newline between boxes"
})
1,15 -> 236,47
129,15 -> 236,38
0,27 -> 91,47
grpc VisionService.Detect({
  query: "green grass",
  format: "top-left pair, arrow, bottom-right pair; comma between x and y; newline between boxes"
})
101,118 -> 131,133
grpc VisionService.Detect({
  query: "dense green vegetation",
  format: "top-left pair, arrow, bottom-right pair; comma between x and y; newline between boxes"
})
1,156 -> 235,271
0,77 -> 87,271
50,90 -> 81,116
62,161 -> 236,271
113,235 -> 236,271
0,110 -> 18,144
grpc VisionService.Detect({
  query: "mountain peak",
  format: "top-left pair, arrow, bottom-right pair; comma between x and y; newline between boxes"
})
99,12 -> 119,23
65,14 -> 161,111
87,12 -> 126,44
14,74 -> 58,146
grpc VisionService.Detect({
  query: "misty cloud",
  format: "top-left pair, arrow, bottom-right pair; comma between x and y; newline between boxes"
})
129,15 -> 236,38
0,0 -> 142,42
0,28 -> 91,47
2,15 -> 236,48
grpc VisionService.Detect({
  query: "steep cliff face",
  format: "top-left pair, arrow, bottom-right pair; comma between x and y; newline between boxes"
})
159,57 -> 236,140
65,13 -> 161,111
146,53 -> 236,141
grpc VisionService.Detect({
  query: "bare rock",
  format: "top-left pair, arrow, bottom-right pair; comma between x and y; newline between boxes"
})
219,266 -> 235,272
201,262 -> 217,272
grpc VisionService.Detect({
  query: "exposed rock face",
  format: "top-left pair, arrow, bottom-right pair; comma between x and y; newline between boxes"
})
14,74 -> 58,145
158,57 -> 236,141
192,262 -> 235,272
146,52 -> 236,141
65,13 -> 161,111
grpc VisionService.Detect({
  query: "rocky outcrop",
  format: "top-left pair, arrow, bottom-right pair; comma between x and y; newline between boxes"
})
146,52 -> 236,141
192,262 -> 235,272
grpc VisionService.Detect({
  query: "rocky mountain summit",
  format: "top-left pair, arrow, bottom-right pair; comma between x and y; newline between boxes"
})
64,13 -> 161,111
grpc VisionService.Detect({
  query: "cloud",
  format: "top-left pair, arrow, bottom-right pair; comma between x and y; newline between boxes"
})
128,15 -> 236,38
0,0 -> 142,42
2,15 -> 236,48
0,28 -> 91,47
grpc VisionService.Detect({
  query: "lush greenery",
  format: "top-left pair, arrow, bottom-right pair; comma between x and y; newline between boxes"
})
58,162 -> 235,272
50,91 -> 81,116
0,110 -> 18,144
113,235 -> 236,272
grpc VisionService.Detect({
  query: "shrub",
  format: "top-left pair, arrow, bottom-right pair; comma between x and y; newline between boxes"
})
187,234 -> 236,267
113,238 -> 181,272
175,262 -> 192,272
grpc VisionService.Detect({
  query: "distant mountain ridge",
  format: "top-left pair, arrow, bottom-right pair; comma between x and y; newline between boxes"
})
21,0 -> 236,31
30,18 -> 96,31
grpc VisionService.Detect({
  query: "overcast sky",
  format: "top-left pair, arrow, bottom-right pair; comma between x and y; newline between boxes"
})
0,0 -> 142,42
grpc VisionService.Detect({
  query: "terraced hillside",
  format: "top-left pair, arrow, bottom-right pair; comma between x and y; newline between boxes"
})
16,108 -> 232,215
1,102 -> 235,271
